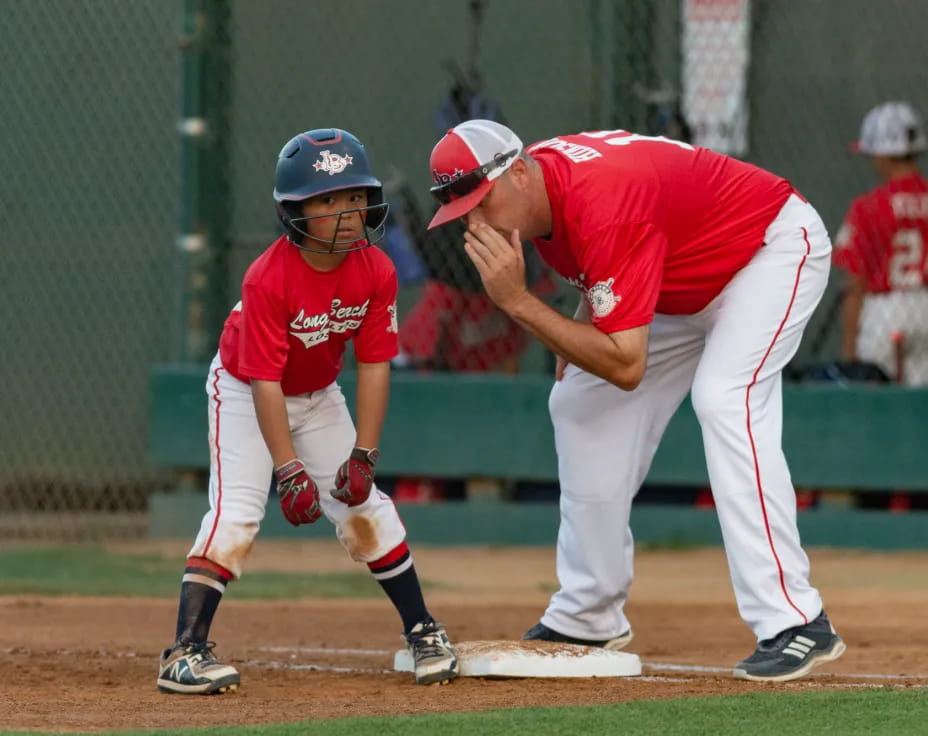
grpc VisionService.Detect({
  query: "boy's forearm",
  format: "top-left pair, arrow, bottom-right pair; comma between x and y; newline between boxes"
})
354,361 -> 390,449
251,379 -> 296,466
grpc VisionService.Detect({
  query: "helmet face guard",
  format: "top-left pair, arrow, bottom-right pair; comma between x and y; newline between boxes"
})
277,200 -> 389,254
273,128 -> 389,254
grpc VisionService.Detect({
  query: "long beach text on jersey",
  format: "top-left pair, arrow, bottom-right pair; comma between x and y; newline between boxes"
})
289,298 -> 370,349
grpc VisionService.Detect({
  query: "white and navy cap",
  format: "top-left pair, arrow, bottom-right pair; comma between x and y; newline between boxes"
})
853,101 -> 927,157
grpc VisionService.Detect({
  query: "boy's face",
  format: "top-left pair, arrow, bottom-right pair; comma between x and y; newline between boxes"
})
300,188 -> 369,250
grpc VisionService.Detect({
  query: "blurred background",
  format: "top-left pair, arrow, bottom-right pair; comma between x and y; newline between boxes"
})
2,0 -> 926,541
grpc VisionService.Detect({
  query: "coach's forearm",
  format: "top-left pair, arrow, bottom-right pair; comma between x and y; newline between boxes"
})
507,293 -> 643,389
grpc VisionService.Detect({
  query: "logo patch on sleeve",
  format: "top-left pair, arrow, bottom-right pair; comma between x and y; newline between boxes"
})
587,279 -> 620,318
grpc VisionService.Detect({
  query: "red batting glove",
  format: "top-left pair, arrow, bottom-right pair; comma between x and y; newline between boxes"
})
275,459 -> 322,526
331,447 -> 379,507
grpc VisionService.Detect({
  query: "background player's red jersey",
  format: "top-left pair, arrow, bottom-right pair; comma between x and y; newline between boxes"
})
833,172 -> 928,293
528,131 -> 795,333
219,236 -> 399,394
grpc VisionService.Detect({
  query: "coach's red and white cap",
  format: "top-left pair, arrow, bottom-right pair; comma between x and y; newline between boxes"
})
427,119 -> 523,229
852,101 -> 927,156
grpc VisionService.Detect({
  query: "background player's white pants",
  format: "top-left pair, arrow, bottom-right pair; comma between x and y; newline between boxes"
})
189,359 -> 407,579
857,290 -> 928,386
542,194 -> 831,643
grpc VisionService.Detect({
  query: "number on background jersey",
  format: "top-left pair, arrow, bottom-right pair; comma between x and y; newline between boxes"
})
889,229 -> 926,290
581,130 -> 694,151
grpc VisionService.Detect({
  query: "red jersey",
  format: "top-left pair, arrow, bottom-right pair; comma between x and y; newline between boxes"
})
219,236 -> 399,395
833,172 -> 928,293
528,131 -> 795,332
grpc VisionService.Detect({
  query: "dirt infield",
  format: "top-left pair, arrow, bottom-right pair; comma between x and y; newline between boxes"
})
2,542 -> 927,732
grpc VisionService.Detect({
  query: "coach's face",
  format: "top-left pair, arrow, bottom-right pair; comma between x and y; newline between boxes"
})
465,158 -> 539,239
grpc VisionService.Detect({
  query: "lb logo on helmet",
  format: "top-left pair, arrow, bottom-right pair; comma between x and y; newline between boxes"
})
313,150 -> 354,175
587,278 -> 620,318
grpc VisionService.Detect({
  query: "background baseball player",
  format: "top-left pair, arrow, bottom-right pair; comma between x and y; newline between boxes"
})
157,128 -> 458,694
426,119 -> 845,683
834,101 -> 928,385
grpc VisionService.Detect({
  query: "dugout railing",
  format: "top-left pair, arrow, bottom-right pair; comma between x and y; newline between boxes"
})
147,365 -> 928,549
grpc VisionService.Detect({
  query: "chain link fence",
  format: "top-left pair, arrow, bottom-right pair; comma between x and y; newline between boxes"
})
2,0 -> 926,537
222,0 -> 610,375
0,0 -> 179,538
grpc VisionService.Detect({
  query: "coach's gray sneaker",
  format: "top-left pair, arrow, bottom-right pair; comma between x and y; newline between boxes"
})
405,618 -> 458,685
157,641 -> 240,694
733,611 -> 846,683
523,621 -> 634,651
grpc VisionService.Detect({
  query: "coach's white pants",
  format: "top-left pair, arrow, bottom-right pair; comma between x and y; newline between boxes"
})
542,194 -> 831,642
189,358 -> 406,579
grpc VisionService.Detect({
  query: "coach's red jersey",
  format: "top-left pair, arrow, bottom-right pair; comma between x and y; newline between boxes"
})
528,131 -> 795,333
833,172 -> 928,293
219,237 -> 399,395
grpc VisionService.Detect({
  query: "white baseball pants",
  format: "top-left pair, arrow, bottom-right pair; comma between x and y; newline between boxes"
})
188,356 -> 407,579
542,194 -> 832,642
857,290 -> 928,386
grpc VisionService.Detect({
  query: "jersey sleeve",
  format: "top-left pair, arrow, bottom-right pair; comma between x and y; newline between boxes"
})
353,260 -> 400,363
575,222 -> 668,333
832,197 -> 869,277
237,281 -> 290,381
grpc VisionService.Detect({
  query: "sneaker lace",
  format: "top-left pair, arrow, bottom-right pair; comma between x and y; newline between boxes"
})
184,640 -> 219,665
408,626 -> 447,659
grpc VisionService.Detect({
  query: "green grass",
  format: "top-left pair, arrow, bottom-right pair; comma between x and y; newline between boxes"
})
0,546 -> 383,598
2,690 -> 925,736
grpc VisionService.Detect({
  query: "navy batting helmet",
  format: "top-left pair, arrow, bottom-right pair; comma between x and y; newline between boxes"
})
273,128 -> 389,253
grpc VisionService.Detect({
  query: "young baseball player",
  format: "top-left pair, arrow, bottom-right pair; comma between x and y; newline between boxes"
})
156,128 -> 458,695
834,101 -> 928,385
425,120 -> 845,683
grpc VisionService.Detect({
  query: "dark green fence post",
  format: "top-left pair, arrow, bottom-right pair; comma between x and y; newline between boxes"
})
175,0 -> 231,364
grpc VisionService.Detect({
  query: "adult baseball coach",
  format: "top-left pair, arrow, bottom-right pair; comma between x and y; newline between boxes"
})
426,119 -> 846,683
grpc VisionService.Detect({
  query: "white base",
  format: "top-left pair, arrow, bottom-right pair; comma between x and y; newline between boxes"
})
394,639 -> 641,678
